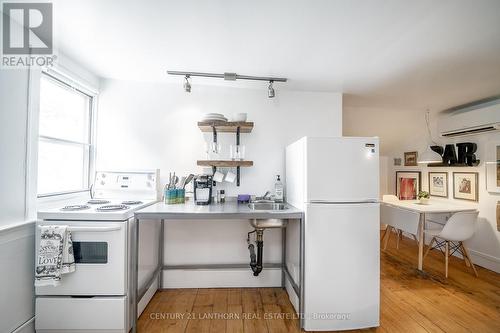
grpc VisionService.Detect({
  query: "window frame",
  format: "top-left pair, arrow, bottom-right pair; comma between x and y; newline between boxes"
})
37,70 -> 97,198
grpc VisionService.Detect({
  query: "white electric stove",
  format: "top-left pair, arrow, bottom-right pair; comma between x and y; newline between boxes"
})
37,198 -> 158,221
35,170 -> 160,333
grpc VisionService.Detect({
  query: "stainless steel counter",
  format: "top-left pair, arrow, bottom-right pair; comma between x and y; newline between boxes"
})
134,201 -> 303,220
130,200 -> 304,333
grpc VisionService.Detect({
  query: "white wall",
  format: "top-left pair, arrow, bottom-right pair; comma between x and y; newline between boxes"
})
0,67 -> 36,333
0,53 -> 99,332
386,133 -> 500,272
97,80 -> 342,285
97,80 -> 342,196
379,156 -> 389,196
0,69 -> 29,226
344,106 -> 500,272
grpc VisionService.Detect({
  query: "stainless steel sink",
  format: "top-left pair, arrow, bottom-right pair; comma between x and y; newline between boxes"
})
248,202 -> 288,228
248,202 -> 288,211
250,218 -> 288,228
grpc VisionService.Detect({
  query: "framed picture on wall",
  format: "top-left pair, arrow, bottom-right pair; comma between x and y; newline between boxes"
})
453,172 -> 479,202
396,171 -> 421,200
404,151 -> 418,166
428,172 -> 448,197
486,141 -> 500,193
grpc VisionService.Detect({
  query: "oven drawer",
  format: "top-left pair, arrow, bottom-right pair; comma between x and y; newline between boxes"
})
36,221 -> 128,295
35,296 -> 128,332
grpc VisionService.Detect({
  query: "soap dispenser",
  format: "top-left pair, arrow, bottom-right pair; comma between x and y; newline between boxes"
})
274,175 -> 284,202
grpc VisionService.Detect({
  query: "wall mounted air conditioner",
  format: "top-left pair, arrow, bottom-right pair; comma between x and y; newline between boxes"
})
438,98 -> 500,138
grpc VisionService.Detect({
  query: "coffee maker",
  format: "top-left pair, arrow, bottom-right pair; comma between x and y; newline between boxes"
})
194,175 -> 213,205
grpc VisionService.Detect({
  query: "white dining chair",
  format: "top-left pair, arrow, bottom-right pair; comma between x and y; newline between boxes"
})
381,195 -> 418,249
423,211 -> 479,278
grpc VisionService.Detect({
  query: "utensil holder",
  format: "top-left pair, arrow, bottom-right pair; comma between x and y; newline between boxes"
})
177,189 -> 185,204
166,189 -> 177,204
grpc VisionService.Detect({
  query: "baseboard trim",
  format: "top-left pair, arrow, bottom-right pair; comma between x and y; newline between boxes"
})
469,248 -> 500,273
12,316 -> 35,333
387,232 -> 500,274
161,267 -> 282,288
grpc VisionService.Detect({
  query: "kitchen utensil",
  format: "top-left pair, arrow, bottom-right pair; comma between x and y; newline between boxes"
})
230,145 -> 245,160
225,170 -> 237,183
213,171 -> 224,183
207,142 -> 222,159
184,174 -> 194,188
202,113 -> 228,122
203,117 -> 228,122
178,176 -> 186,189
231,113 -> 247,122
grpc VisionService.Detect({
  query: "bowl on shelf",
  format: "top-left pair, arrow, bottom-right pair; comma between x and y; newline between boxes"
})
231,113 -> 247,122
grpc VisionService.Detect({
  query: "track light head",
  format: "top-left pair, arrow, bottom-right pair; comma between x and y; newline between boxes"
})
268,80 -> 275,98
184,75 -> 191,93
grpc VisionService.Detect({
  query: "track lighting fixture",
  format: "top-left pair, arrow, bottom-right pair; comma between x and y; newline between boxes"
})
168,70 -> 287,98
268,80 -> 275,98
183,75 -> 191,93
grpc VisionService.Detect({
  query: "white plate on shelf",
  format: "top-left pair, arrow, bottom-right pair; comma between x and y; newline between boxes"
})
202,113 -> 226,119
202,116 -> 228,122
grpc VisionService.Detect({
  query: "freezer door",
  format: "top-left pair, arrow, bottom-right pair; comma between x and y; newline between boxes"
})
304,203 -> 379,331
306,137 -> 379,202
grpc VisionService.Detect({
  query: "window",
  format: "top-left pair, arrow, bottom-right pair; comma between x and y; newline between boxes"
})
37,72 -> 95,197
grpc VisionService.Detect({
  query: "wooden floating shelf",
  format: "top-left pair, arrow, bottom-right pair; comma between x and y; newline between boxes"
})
427,161 -> 480,167
198,121 -> 254,133
197,160 -> 254,167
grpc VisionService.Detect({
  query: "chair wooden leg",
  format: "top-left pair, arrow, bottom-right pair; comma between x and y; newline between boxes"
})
460,242 -> 471,267
381,225 -> 390,242
424,237 -> 436,260
445,241 -> 449,278
383,226 -> 392,250
462,243 -> 479,277
396,229 -> 401,249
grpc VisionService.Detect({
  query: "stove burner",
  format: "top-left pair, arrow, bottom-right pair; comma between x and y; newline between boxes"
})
87,199 -> 111,205
96,204 -> 130,212
61,205 -> 90,211
121,200 -> 143,205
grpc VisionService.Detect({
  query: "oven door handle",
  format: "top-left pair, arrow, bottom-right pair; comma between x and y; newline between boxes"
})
68,226 -> 121,232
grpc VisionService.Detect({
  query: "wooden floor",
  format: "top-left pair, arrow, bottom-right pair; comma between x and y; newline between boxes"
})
138,234 -> 500,332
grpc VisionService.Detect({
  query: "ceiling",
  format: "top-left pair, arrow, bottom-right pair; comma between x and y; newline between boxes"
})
52,0 -> 500,110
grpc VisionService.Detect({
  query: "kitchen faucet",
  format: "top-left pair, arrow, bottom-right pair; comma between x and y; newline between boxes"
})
255,190 -> 273,202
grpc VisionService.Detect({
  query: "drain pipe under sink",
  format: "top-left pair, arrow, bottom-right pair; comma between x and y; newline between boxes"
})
247,229 -> 264,276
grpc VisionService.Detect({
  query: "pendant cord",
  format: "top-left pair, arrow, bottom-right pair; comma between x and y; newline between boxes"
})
425,110 -> 437,145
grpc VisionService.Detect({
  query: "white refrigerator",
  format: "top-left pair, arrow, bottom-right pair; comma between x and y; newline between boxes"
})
286,136 -> 380,331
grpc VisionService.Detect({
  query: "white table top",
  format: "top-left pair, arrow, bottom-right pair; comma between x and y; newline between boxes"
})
382,199 -> 478,214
